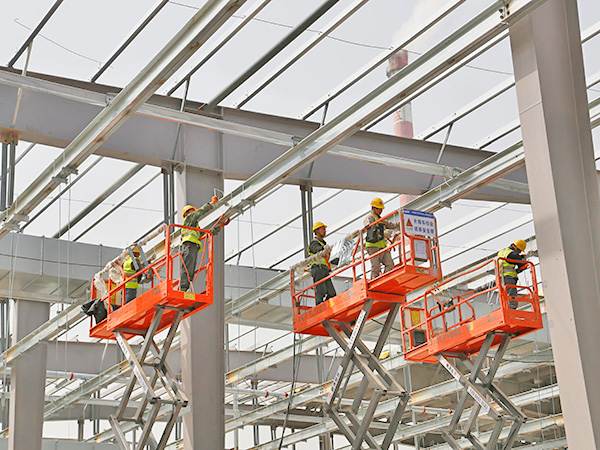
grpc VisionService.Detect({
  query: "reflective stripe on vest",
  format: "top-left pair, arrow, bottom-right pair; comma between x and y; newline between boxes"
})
181,227 -> 204,250
498,247 -> 517,277
123,257 -> 139,289
308,239 -> 331,269
365,213 -> 387,248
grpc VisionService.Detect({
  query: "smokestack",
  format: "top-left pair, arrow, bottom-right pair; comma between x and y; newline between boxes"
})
386,49 -> 414,138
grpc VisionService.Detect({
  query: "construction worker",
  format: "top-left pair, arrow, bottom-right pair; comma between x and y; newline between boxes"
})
308,222 -> 336,305
498,239 -> 528,309
123,246 -> 143,304
180,197 -> 229,292
364,197 -> 400,279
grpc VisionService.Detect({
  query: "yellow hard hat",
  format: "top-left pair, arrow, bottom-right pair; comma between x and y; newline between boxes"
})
513,239 -> 526,252
182,205 -> 197,217
370,197 -> 385,209
129,245 -> 140,255
313,221 -> 327,232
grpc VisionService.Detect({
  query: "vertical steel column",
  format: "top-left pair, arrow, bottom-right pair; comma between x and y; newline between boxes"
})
0,140 -> 7,211
163,169 -> 170,225
8,299 -> 50,450
7,139 -> 16,207
509,1 -> 600,447
177,166 -> 225,450
300,185 -> 310,258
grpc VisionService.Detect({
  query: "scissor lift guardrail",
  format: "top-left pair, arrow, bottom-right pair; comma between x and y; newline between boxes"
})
291,209 -> 442,449
88,224 -> 214,450
401,258 -> 542,450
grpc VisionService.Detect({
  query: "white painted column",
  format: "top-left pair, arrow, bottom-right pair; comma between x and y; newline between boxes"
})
177,165 -> 225,450
510,0 -> 600,447
8,299 -> 49,450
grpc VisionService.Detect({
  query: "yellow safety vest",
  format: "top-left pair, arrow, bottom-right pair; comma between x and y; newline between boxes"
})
365,213 -> 387,249
308,238 -> 330,269
498,247 -> 517,277
123,256 -> 139,289
181,227 -> 204,250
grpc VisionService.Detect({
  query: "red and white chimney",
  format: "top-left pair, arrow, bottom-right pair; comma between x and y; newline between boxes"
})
386,49 -> 414,138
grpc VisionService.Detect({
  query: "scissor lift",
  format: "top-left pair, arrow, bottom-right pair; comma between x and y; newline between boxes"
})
291,209 -> 442,449
89,224 -> 214,450
400,257 -> 543,450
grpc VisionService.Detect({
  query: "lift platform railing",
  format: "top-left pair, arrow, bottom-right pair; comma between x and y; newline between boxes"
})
400,257 -> 541,363
89,224 -> 213,339
291,208 -> 441,335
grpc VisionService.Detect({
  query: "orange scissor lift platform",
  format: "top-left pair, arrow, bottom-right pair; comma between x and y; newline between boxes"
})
89,224 -> 213,340
291,209 -> 442,450
88,224 -> 214,450
400,257 -> 543,364
400,257 -> 543,450
292,209 -> 442,337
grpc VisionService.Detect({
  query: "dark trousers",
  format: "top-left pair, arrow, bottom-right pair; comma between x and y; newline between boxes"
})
311,265 -> 336,305
180,241 -> 199,292
125,288 -> 137,304
503,276 -> 519,309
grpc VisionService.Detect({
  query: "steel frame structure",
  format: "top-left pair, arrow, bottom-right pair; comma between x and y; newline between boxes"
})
1,0 -> 593,447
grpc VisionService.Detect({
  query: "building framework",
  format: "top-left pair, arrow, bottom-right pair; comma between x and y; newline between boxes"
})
0,0 -> 598,448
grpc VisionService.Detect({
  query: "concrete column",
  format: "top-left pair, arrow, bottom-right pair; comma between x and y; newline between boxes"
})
509,0 -> 600,447
177,165 -> 225,450
8,299 -> 50,450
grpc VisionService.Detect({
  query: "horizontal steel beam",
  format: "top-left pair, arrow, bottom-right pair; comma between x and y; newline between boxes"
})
0,69 -> 528,201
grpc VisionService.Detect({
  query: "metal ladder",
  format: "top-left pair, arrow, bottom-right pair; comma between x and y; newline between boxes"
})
110,305 -> 189,450
322,300 -> 409,450
437,331 -> 524,450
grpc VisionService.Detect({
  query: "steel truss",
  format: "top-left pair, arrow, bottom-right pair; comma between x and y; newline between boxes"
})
322,300 -> 408,450
110,306 -> 188,450
437,332 -> 524,450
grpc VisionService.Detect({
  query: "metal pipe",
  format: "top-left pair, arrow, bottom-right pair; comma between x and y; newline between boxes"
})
300,186 -> 309,258
163,169 -> 170,225
90,0 -> 170,82
14,142 -> 35,166
226,387 -> 287,398
7,0 -> 64,68
11,43 -> 33,129
73,171 -> 161,242
203,0 -> 341,111
0,142 -> 7,211
53,163 -> 145,239
20,156 -> 104,232
7,139 -> 16,206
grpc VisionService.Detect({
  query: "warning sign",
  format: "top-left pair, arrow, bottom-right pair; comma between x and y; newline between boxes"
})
403,209 -> 436,238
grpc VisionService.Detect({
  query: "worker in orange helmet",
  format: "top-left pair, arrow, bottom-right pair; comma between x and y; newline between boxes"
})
308,222 -> 336,305
363,197 -> 400,279
497,239 -> 528,309
180,196 -> 229,292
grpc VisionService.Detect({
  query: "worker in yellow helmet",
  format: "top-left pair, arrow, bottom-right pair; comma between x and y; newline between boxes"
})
308,222 -> 336,304
497,239 -> 527,309
180,196 -> 229,292
122,246 -> 143,304
364,197 -> 400,279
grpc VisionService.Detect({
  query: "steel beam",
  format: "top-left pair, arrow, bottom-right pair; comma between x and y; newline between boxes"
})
203,0 -> 341,111
234,0 -> 372,108
167,0 -> 274,96
0,0 -> 245,238
90,0 -> 170,82
7,0 -> 65,68
510,0 -> 600,447
195,0 -> 546,235
0,70 -> 530,202
300,0 -> 467,120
